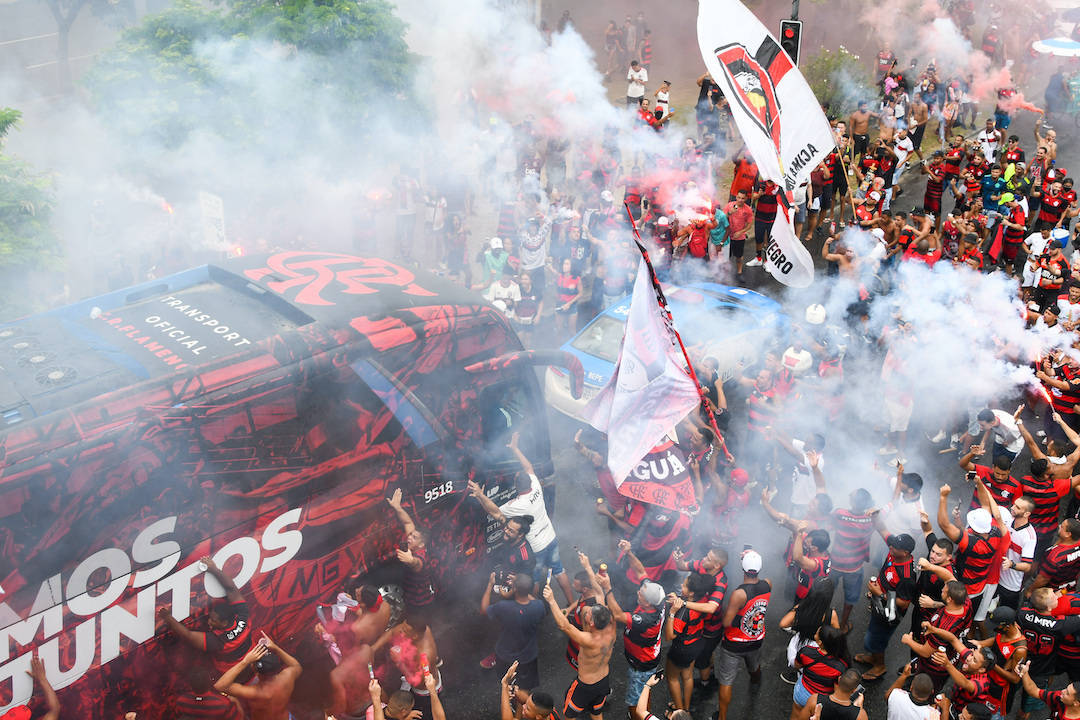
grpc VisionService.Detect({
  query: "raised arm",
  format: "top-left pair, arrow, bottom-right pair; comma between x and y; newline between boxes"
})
916,556 -> 956,583
958,444 -> 983,471
387,488 -> 416,536
28,658 -> 59,720
936,485 -> 963,542
214,644 -> 269,698
617,539 -> 648,584
423,672 -> 446,720
1016,419 -> 1048,461
202,557 -> 243,604
973,476 -> 1003,526
761,487 -> 797,531
508,432 -> 535,477
156,605 -> 209,651
791,525 -> 819,573
468,480 -> 506,524
636,672 -> 662,720
499,662 -> 519,720
542,584 -> 591,646
595,572 -> 626,619
369,679 -> 385,720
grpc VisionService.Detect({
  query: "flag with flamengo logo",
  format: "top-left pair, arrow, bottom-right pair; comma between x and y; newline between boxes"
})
697,0 -> 834,288
582,257 -> 701,503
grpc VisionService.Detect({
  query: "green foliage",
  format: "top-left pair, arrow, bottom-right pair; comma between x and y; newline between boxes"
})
802,46 -> 874,119
0,117 -> 61,314
83,0 -> 417,151
0,109 -> 22,145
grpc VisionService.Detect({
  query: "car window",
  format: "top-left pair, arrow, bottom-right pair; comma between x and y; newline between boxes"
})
570,316 -> 626,363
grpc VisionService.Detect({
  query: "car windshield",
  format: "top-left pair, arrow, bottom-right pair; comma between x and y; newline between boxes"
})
571,316 -> 626,363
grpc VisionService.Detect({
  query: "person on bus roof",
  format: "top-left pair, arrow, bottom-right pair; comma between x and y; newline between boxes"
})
156,557 -> 255,677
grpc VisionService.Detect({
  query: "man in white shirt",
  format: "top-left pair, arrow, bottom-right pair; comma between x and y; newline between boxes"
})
467,432 -> 574,605
994,497 -> 1036,612
976,408 -> 1025,463
1058,284 -> 1080,331
1021,227 -> 1053,288
768,430 -> 825,515
626,60 -> 648,108
976,117 -> 1003,164
483,269 -> 522,321
885,665 -> 936,719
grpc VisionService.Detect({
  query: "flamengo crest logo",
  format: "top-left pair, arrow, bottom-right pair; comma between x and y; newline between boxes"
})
245,252 -> 436,307
714,38 -> 793,154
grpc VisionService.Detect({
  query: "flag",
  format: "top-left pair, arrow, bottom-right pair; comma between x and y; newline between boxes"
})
697,0 -> 835,288
582,257 -> 702,489
618,435 -> 697,511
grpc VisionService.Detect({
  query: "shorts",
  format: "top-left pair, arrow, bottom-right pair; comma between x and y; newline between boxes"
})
995,586 -> 1021,611
834,569 -> 865,605
729,238 -> 746,260
793,675 -> 812,707
563,675 -> 610,718
753,218 -> 772,247
863,612 -> 900,655
994,111 -> 1011,130
694,632 -> 723,670
1003,240 -> 1022,263
624,666 -> 655,706
885,396 -> 914,432
1020,674 -> 1052,713
924,195 -> 941,215
667,640 -> 700,669
991,443 -> 1018,464
716,645 -> 762,685
819,191 -> 833,211
532,540 -> 565,584
809,196 -> 821,212
795,202 -> 807,224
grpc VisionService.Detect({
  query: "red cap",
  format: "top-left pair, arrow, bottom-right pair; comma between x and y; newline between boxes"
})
730,468 -> 750,486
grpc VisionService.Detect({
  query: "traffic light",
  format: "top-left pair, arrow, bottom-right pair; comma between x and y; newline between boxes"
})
779,19 -> 803,65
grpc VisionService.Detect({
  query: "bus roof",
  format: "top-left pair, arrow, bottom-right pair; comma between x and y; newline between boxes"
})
0,252 -> 483,423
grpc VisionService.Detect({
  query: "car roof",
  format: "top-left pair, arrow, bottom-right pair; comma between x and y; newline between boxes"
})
595,282 -> 782,320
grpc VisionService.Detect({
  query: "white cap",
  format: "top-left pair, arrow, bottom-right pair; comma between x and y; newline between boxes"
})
967,508 -> 993,534
601,190 -> 614,202
489,237 -> 503,249
639,581 -> 666,607
783,347 -> 813,375
805,304 -> 827,325
742,550 -> 763,573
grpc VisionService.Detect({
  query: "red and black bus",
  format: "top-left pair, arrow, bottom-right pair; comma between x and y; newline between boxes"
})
0,252 -> 576,718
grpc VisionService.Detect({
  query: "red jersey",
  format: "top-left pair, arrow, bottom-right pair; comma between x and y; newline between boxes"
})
730,159 -> 758,198
721,579 -> 770,651
202,600 -> 254,674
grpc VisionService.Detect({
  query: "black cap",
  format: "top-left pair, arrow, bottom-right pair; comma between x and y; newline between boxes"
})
887,533 -> 916,552
988,606 -> 1016,626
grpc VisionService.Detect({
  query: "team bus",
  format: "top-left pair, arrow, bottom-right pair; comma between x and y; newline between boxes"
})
0,252 -> 579,719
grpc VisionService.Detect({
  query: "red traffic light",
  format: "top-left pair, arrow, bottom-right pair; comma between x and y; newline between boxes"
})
783,28 -> 795,38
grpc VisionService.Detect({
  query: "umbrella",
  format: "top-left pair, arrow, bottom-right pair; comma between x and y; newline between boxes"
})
1032,37 -> 1080,57
614,434 -> 697,511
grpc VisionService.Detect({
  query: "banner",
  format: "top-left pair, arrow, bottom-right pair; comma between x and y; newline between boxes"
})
697,0 -> 835,287
618,435 -> 697,511
582,258 -> 702,487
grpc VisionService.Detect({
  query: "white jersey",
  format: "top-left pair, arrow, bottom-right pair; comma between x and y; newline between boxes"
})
499,474 -> 557,551
999,518 -> 1037,592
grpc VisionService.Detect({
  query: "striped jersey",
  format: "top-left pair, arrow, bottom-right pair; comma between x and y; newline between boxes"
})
1020,474 -> 1072,536
796,645 -> 848,695
830,509 -> 875,573
1039,540 -> 1080,589
670,605 -> 705,653
690,560 -> 728,634
956,527 -> 1005,594
794,555 -> 831,602
622,604 -> 665,670
916,601 -> 974,681
968,465 -> 1021,510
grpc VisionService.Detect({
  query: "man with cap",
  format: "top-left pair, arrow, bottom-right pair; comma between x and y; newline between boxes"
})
971,606 -> 1027,715
1033,236 -> 1071,310
936,483 -> 1006,623
856,532 -> 916,681
478,238 -> 509,289
715,549 -> 770,720
999,192 -> 1027,272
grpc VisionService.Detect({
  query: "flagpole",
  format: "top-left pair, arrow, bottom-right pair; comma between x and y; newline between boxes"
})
833,142 -> 859,223
623,204 -> 734,464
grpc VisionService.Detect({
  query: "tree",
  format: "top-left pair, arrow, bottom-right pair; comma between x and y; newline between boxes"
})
42,0 -> 134,91
0,109 -> 61,317
83,0 -> 418,152
801,46 -> 874,119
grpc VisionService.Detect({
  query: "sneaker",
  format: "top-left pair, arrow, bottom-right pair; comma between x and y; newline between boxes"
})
780,668 -> 797,685
480,653 -> 497,669
927,429 -> 947,443
745,257 -> 763,267
877,445 -> 899,455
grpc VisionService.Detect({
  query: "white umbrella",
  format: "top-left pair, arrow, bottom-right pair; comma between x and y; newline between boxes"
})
1033,37 -> 1080,57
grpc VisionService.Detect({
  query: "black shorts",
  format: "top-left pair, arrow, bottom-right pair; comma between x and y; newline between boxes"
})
753,218 -> 772,247
853,133 -> 870,158
694,633 -> 723,670
729,238 -> 746,260
819,191 -> 833,210
667,640 -> 701,669
563,675 -> 610,718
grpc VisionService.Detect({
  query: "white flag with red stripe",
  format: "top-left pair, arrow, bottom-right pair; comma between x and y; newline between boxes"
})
697,0 -> 834,288
582,258 -> 701,487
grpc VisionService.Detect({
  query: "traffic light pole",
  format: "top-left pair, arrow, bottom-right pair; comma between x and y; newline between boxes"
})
791,0 -> 799,20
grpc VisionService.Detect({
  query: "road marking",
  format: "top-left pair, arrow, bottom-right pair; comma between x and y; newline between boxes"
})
24,52 -> 97,70
0,32 -> 58,47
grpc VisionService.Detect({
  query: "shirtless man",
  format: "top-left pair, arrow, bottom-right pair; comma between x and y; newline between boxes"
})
909,94 -> 930,152
542,584 -> 616,720
329,643 -> 374,719
822,231 -> 857,277
1035,116 -> 1057,162
214,632 -> 302,720
350,584 -> 392,647
848,101 -> 877,160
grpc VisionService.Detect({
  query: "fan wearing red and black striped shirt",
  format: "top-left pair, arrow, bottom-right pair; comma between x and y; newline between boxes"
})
901,580 -> 973,692
937,485 -> 1007,604
1020,457 -> 1080,558
792,626 -> 851,717
672,546 -> 729,688
175,667 -> 243,720
790,527 -> 832,605
831,489 -> 876,634
1029,518 -> 1080,593
664,572 -> 714,711
958,448 -> 1020,511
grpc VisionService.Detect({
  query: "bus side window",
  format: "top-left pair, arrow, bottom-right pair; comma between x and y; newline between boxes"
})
478,380 -> 539,467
